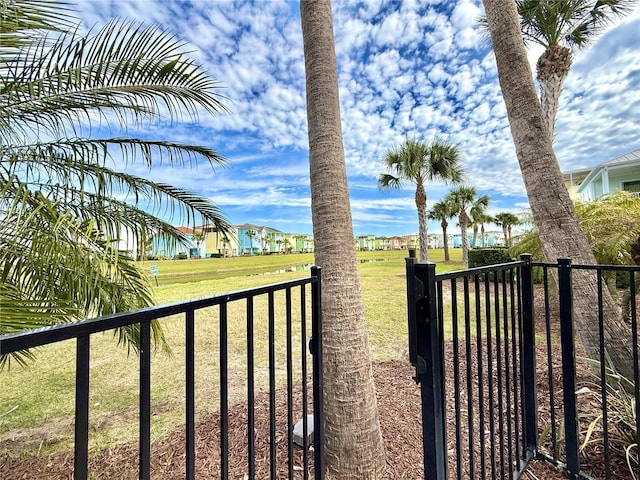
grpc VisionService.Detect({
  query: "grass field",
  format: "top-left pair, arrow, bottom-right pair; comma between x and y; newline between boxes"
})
0,248 -> 466,457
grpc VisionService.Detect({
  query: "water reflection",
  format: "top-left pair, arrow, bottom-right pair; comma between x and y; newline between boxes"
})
255,258 -> 388,276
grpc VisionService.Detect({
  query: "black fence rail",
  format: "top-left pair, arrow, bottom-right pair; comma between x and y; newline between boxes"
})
406,253 -> 639,480
1,268 -> 324,480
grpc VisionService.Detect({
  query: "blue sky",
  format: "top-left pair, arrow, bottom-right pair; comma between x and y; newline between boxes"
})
78,0 -> 640,237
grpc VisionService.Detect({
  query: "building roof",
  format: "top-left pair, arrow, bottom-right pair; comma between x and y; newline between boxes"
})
176,226 -> 194,234
578,148 -> 640,193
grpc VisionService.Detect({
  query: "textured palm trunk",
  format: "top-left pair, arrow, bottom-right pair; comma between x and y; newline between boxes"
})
472,223 -> 479,249
460,210 -> 470,265
481,224 -> 486,247
300,1 -> 386,478
536,43 -> 572,137
416,182 -> 429,261
501,225 -> 508,248
442,219 -> 450,261
483,0 -> 635,380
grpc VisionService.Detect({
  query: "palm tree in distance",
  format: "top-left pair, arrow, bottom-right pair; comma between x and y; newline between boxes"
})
470,195 -> 491,249
494,212 -> 521,248
192,231 -> 206,258
446,187 -> 489,265
222,235 -> 230,257
379,138 -> 464,262
0,0 -> 231,368
517,0 -> 636,136
245,229 -> 257,256
429,198 -> 458,261
477,213 -> 495,247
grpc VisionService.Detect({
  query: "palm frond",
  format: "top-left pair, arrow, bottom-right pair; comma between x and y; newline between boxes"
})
2,17 -> 229,139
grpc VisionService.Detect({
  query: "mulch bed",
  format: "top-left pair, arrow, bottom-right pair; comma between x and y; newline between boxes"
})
1,285 -> 635,479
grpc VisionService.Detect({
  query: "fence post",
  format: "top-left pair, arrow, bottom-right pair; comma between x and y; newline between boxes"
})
310,266 -> 324,480
406,253 -> 447,480
520,254 -> 538,460
558,258 -> 579,479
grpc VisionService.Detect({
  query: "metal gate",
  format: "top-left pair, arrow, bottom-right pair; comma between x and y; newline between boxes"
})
405,252 -> 536,479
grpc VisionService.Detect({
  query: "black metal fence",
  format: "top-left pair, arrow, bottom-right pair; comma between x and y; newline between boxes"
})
406,253 -> 639,480
1,268 -> 324,480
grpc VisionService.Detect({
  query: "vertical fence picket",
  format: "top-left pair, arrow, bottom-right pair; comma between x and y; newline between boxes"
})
558,258 -> 579,479
246,296 -> 256,479
74,335 -> 90,479
186,310 -> 195,480
596,273 -> 611,480
219,302 -> 229,480
268,292 -> 277,480
311,266 -> 324,480
630,272 -> 640,480
139,321 -> 151,480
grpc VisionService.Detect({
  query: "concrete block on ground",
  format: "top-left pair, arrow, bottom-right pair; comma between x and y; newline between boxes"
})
293,414 -> 314,447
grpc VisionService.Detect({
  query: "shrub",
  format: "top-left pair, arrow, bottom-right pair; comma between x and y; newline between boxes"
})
173,253 -> 188,260
468,248 -> 512,268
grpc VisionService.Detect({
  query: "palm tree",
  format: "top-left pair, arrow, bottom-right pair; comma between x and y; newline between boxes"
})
192,231 -> 206,258
494,212 -> 521,248
0,0 -> 231,367
446,187 -> 488,265
483,0 -> 635,380
470,196 -> 491,249
300,0 -> 385,476
222,235 -> 230,257
379,138 -> 464,262
245,230 -> 257,256
517,0 -> 636,136
477,213 -> 495,248
429,198 -> 458,261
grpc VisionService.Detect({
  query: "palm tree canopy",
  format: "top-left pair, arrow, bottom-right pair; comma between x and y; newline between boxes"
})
517,0 -> 637,49
378,138 -> 464,190
470,194 -> 490,220
494,212 -> 521,228
429,198 -> 458,224
446,186 -> 479,215
1,0 -> 232,367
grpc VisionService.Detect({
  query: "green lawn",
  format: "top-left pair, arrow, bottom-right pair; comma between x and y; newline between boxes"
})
0,248 -> 465,457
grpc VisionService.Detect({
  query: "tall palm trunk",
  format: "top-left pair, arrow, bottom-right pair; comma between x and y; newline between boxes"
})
442,219 -> 450,261
416,182 -> 429,261
460,210 -> 470,265
300,1 -> 386,478
480,223 -> 486,247
501,224 -> 508,248
472,223 -> 479,249
537,43 -> 572,136
483,0 -> 635,380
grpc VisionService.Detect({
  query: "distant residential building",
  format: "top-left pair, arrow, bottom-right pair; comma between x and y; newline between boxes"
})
357,235 -> 376,251
563,149 -> 640,201
151,226 -> 196,259
390,236 -> 407,250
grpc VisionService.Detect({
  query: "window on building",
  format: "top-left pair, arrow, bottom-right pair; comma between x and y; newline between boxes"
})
623,180 -> 640,192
